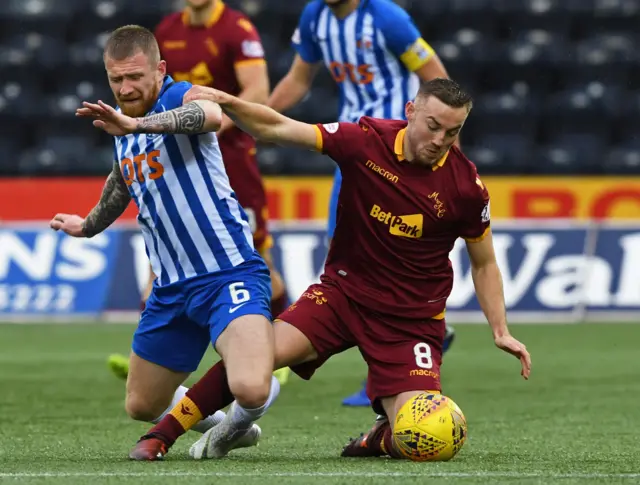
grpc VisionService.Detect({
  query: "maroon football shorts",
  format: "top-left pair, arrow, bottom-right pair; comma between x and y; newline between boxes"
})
278,277 -> 446,414
220,144 -> 272,255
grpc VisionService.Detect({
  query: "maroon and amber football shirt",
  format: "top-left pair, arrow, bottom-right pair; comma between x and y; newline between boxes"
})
155,1 -> 265,155
313,117 -> 490,319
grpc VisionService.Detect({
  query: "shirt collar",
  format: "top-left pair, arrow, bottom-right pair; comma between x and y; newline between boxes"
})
394,127 -> 449,170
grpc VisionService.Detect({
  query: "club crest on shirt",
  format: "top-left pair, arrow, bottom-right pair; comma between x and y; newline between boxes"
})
428,192 -> 446,218
356,36 -> 373,51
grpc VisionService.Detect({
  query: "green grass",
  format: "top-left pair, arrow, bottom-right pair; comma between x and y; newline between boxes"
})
0,323 -> 639,484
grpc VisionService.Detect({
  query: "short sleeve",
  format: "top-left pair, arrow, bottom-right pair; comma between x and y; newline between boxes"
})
376,3 -> 435,71
228,16 -> 266,68
292,3 -> 323,64
161,81 -> 192,110
313,122 -> 366,168
459,177 -> 491,242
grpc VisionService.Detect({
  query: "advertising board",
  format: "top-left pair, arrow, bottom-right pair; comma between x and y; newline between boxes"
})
1,221 -> 638,322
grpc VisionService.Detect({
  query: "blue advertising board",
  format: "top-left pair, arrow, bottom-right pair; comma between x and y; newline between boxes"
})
0,222 -> 638,321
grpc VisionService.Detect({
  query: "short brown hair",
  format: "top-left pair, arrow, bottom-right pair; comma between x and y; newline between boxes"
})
417,78 -> 473,111
104,25 -> 160,64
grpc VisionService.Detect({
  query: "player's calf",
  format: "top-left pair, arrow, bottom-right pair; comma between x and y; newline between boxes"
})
124,353 -> 189,422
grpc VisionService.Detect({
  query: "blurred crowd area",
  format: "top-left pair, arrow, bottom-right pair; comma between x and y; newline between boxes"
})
0,0 -> 638,177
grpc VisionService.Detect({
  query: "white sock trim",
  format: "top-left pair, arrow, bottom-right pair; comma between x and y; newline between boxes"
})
231,376 -> 281,428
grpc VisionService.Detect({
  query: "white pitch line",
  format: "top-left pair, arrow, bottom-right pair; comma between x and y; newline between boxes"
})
1,472 -> 640,479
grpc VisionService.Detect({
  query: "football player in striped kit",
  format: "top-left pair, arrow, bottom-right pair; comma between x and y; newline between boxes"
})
268,0 -> 456,407
51,25 -> 280,458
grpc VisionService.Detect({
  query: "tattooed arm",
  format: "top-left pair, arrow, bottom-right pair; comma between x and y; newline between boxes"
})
76,99 -> 222,137
134,100 -> 221,135
50,162 -> 131,238
82,161 -> 131,237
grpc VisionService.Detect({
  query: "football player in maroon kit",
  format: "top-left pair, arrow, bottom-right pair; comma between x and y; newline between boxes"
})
129,78 -> 531,461
108,0 -> 291,385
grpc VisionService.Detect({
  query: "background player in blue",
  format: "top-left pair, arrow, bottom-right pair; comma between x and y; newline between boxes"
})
50,26 -> 279,456
267,0 -> 456,407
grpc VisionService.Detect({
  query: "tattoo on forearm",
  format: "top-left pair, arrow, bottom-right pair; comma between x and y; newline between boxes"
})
82,162 -> 131,237
135,102 -> 206,134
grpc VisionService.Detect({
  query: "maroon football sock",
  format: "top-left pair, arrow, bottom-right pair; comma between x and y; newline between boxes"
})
270,290 -> 289,318
381,425 -> 403,459
145,361 -> 234,447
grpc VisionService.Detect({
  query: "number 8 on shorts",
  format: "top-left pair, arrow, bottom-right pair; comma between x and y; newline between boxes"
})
414,342 -> 433,369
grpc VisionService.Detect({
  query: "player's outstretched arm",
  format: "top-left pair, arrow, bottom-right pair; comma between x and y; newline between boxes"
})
185,87 -> 319,151
135,100 -> 222,134
76,100 -> 222,136
50,162 -> 131,238
268,55 -> 321,113
466,231 -> 532,379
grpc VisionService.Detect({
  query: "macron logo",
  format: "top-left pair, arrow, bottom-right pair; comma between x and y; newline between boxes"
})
365,160 -> 398,184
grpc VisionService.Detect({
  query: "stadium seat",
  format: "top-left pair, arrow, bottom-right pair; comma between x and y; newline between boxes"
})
1,33 -> 67,70
615,92 -> 640,145
466,133 -> 533,174
0,80 -> 42,119
431,0 -> 497,38
129,0 -> 180,30
568,33 -> 636,86
492,0 -> 571,38
573,0 -> 640,37
0,0 -> 77,38
52,77 -> 114,106
285,149 -> 335,176
541,83 -> 621,144
472,91 -> 539,138
0,139 -> 20,175
72,0 -> 132,41
18,148 -> 71,175
130,0 -> 181,15
409,0 -> 449,14
256,144 -> 286,175
534,137 -> 605,174
0,0 -> 636,176
286,87 -> 338,125
19,134 -> 97,175
604,144 -> 640,174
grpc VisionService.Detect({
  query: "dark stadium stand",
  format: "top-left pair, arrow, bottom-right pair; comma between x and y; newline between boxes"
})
0,0 -> 638,175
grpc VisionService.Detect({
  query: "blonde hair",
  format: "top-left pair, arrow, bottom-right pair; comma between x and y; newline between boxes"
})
104,25 -> 161,65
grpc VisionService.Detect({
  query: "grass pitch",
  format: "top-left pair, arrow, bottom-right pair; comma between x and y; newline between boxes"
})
0,323 -> 639,484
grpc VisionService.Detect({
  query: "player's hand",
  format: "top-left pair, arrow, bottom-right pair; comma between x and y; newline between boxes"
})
50,213 -> 86,237
76,100 -> 137,136
184,85 -> 226,105
494,334 -> 531,380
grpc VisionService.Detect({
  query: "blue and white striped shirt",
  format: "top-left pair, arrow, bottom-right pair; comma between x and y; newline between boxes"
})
293,0 -> 435,122
114,76 -> 256,286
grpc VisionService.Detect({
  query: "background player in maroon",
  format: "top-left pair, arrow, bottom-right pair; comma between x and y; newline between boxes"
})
155,0 -> 289,320
129,78 -> 531,461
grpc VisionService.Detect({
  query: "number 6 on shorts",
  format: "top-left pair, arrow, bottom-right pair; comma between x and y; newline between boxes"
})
229,282 -> 250,305
413,342 -> 433,369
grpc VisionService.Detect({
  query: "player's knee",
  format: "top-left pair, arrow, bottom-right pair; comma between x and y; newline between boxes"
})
229,374 -> 271,409
125,393 -> 166,422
